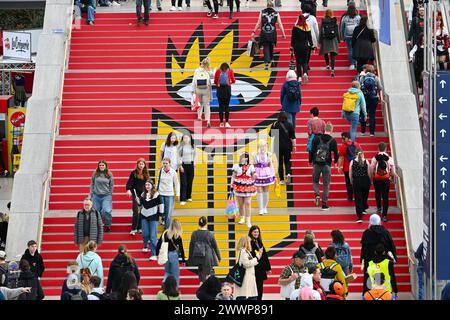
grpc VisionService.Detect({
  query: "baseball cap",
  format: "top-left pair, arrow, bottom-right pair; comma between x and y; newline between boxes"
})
66,273 -> 81,290
0,250 -> 6,259
292,250 -> 306,259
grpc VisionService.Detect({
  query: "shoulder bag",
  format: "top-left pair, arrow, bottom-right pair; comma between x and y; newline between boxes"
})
280,266 -> 296,298
225,251 -> 246,287
157,230 -> 169,265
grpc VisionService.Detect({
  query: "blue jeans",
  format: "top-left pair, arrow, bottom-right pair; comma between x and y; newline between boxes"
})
75,0 -> 95,23
417,266 -> 425,300
345,37 -> 356,66
286,112 -> 297,128
343,111 -> 360,142
141,218 -> 158,255
92,194 -> 112,227
160,195 -> 174,229
164,250 -> 180,287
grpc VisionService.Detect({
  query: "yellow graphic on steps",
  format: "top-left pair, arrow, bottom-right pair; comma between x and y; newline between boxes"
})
155,120 -> 292,275
166,22 -> 278,110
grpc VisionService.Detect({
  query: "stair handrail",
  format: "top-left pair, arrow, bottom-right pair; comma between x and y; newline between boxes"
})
363,0 -> 416,270
36,4 -> 75,251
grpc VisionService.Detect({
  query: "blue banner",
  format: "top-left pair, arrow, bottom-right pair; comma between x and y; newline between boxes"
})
379,0 -> 391,45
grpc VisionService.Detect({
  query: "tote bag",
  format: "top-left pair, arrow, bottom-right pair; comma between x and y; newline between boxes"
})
280,266 -> 296,298
225,251 -> 246,287
225,191 -> 239,219
157,231 -> 169,265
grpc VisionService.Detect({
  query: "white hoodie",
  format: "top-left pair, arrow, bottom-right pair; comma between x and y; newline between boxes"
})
87,287 -> 105,300
289,273 -> 322,300
303,13 -> 319,47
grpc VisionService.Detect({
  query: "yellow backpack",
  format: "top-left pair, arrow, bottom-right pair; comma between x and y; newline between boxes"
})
342,92 -> 359,112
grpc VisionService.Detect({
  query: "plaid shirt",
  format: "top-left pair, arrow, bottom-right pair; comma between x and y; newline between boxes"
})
279,263 -> 306,289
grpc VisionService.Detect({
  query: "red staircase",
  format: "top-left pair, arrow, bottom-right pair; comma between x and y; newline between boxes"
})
40,11 -> 410,297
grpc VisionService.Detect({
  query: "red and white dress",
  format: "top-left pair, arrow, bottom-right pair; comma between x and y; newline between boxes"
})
232,164 -> 257,197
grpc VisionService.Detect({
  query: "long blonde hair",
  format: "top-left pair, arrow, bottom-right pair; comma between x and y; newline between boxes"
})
82,240 -> 97,254
200,57 -> 210,70
167,219 -> 183,240
356,148 -> 365,166
237,236 -> 251,252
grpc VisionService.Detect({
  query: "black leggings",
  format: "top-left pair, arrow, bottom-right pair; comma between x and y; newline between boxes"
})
324,52 -> 337,69
205,0 -> 219,14
277,148 -> 292,181
217,85 -> 231,122
228,0 -> 240,12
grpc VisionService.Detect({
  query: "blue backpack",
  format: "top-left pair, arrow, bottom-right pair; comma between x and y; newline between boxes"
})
346,142 -> 357,161
361,74 -> 377,98
219,70 -> 229,86
333,243 -> 351,271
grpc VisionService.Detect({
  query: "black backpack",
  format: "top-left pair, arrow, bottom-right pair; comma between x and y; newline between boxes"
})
286,83 -> 300,102
90,291 -> 109,300
314,136 -> 332,164
322,18 -> 337,39
361,74 -> 378,98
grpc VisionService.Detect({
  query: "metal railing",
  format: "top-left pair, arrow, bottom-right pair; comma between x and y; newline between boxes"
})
364,0 -> 419,297
36,5 -> 75,251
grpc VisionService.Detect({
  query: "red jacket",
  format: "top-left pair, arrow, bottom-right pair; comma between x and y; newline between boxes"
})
214,68 -> 236,87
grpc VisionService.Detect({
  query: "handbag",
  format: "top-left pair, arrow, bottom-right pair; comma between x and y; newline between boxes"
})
274,180 -> 281,198
191,93 -> 200,112
157,231 -> 169,265
225,191 -> 239,219
225,251 -> 246,287
280,266 -> 296,298
289,52 -> 296,70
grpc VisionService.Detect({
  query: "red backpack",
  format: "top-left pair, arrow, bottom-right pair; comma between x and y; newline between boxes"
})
373,154 -> 391,181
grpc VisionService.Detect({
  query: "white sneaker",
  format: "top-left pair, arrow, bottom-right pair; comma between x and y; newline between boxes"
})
130,230 -> 137,235
149,255 -> 157,261
258,210 -> 265,215
180,201 -> 186,206
298,77 -> 302,83
112,1 -> 121,6
178,6 -> 183,11
187,198 -> 193,202
142,248 -> 149,252
238,217 -> 245,224
219,123 -> 224,127
246,220 -> 252,228
170,6 -> 176,11
213,14 -> 218,19
263,208 -> 268,214
225,122 -> 231,128
349,64 -> 355,70
302,73 -> 309,84
279,180 -> 285,185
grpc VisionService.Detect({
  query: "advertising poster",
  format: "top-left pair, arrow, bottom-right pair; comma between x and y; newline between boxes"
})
2,31 -> 32,61
7,107 -> 26,173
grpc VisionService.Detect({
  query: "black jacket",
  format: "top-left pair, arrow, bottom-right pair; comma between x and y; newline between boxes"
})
408,16 -> 424,45
309,133 -> 339,165
17,270 -> 44,300
125,171 -> 146,195
269,120 -> 296,152
106,253 -> 141,294
351,26 -> 376,60
196,278 -> 221,300
250,238 -> 271,282
291,26 -> 314,61
360,225 -> 397,264
414,242 -> 424,267
61,285 -> 88,300
299,242 -> 324,263
156,233 -> 186,263
21,249 -> 45,278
